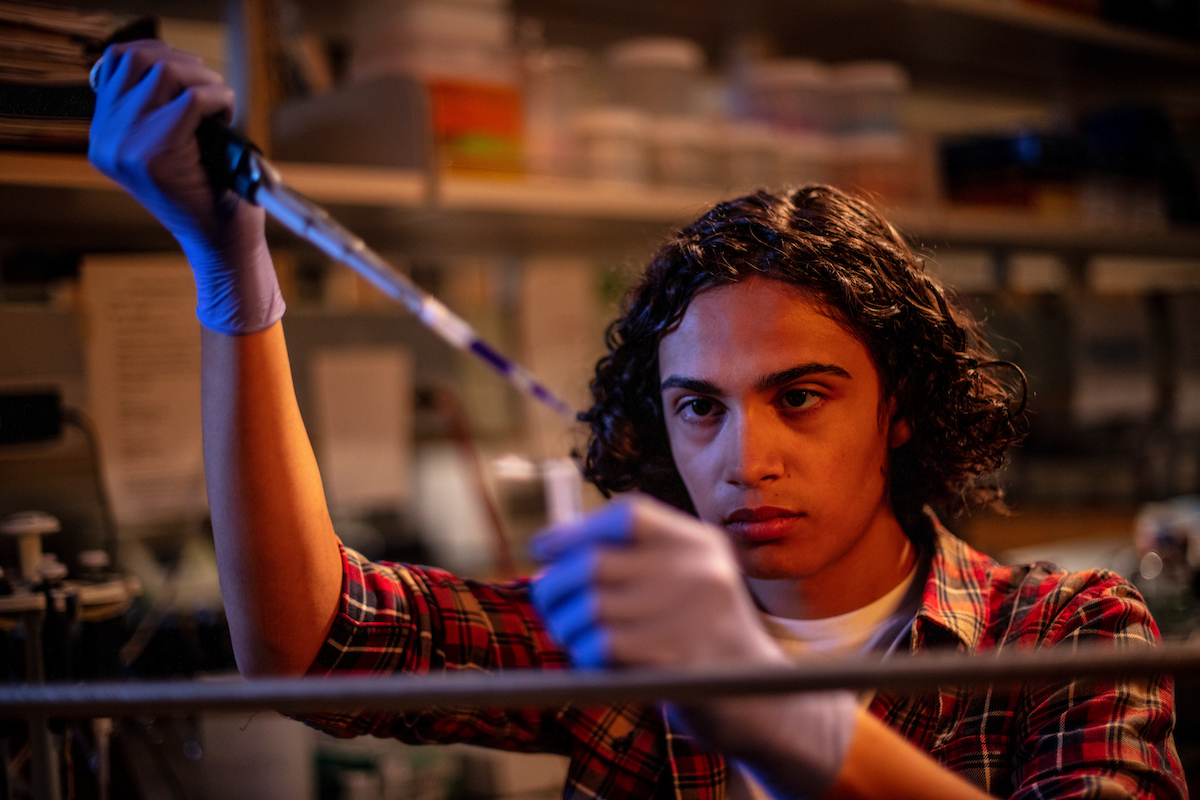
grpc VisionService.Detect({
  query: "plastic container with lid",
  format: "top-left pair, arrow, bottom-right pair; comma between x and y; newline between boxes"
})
350,0 -> 525,175
649,117 -> 714,188
351,0 -> 517,83
571,107 -> 651,184
524,46 -> 592,176
606,37 -> 705,117
831,61 -> 909,135
743,59 -> 832,133
715,121 -> 781,191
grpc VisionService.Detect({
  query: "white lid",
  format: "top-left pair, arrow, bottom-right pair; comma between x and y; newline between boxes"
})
607,37 -> 704,71
355,1 -> 512,48
1,511 -> 60,536
832,61 -> 909,91
748,59 -> 831,88
571,107 -> 651,137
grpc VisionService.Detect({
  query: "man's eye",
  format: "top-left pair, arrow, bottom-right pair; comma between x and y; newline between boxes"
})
780,389 -> 819,410
685,398 -> 715,417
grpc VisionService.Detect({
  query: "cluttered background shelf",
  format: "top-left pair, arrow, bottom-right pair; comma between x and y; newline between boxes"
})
4,151 -> 1200,258
4,0 -> 1200,797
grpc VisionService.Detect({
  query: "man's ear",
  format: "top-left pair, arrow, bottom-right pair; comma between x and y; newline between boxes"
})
888,416 -> 911,448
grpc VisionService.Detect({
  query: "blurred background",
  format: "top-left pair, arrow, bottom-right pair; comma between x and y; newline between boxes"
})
2,0 -> 1200,797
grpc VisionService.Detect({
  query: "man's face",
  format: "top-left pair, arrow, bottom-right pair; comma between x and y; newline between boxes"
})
658,277 -> 909,583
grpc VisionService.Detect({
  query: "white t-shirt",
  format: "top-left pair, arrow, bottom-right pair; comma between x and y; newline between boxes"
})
728,560 -> 924,800
761,562 -> 920,659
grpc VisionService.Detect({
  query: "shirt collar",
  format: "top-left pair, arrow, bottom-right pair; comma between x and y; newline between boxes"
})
912,515 -> 996,653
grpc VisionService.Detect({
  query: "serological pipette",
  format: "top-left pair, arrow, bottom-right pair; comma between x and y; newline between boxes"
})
194,118 -> 578,422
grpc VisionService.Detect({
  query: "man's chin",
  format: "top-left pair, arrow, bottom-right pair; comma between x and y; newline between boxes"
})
734,546 -> 822,582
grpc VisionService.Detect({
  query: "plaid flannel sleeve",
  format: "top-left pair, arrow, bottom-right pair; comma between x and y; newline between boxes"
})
292,544 -> 573,754
1010,577 -> 1187,800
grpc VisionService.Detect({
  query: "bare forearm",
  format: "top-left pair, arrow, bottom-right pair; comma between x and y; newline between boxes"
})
818,710 -> 990,800
696,698 -> 989,800
201,323 -> 342,676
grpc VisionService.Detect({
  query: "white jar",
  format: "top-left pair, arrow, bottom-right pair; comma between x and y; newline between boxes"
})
831,61 -> 908,135
606,37 -> 705,118
649,116 -> 714,188
743,59 -> 832,133
350,0 -> 516,83
717,121 -> 782,191
525,46 -> 592,176
571,107 -> 651,183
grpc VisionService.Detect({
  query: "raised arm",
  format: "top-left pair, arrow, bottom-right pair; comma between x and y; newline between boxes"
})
200,325 -> 341,675
89,40 -> 341,675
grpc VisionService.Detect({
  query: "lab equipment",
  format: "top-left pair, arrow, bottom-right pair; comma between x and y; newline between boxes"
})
203,117 -> 576,421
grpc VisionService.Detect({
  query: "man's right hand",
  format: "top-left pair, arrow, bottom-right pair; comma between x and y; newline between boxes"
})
88,39 -> 284,336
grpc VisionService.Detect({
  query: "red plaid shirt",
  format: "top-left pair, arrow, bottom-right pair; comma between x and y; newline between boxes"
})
299,523 -> 1187,799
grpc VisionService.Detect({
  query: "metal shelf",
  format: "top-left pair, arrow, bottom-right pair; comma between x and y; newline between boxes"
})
2,151 -> 1198,257
517,0 -> 1200,101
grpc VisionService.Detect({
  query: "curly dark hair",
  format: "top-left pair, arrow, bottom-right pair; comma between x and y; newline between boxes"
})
581,185 -> 1026,546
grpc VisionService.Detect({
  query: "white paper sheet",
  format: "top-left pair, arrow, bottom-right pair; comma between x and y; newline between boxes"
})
311,346 -> 413,510
80,254 -> 206,525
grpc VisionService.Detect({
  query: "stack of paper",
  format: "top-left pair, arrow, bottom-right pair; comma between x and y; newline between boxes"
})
0,1 -> 124,150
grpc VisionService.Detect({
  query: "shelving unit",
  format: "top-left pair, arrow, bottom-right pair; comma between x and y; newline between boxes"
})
3,1 -> 1199,256
517,0 -> 1200,101
4,150 -> 1200,259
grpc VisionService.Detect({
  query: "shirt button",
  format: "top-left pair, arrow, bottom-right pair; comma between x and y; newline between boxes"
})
612,734 -> 632,753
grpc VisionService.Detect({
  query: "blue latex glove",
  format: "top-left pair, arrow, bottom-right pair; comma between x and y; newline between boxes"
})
531,496 -> 859,799
88,40 -> 284,335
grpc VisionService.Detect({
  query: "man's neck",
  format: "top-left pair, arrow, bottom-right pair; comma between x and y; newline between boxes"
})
745,517 -> 917,620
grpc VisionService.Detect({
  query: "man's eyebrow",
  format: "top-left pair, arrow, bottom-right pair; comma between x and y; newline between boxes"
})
660,376 -> 722,394
754,363 -> 851,392
659,363 -> 850,395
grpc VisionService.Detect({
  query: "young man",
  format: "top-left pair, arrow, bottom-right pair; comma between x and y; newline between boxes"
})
89,40 -> 1185,800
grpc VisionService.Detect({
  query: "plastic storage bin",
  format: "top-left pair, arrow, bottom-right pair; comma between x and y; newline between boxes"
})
649,117 -> 714,187
571,107 -> 651,183
606,37 -> 705,118
743,59 -> 832,133
831,61 -> 909,135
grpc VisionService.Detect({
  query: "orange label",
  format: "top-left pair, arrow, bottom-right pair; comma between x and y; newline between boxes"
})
427,79 -> 525,173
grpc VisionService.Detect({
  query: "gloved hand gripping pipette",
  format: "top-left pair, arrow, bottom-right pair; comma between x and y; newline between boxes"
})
92,56 -> 576,424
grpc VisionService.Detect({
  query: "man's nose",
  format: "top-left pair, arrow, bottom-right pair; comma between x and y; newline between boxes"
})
722,406 -> 785,487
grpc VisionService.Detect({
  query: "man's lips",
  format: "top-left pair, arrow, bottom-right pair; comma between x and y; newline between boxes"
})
722,507 -> 805,542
